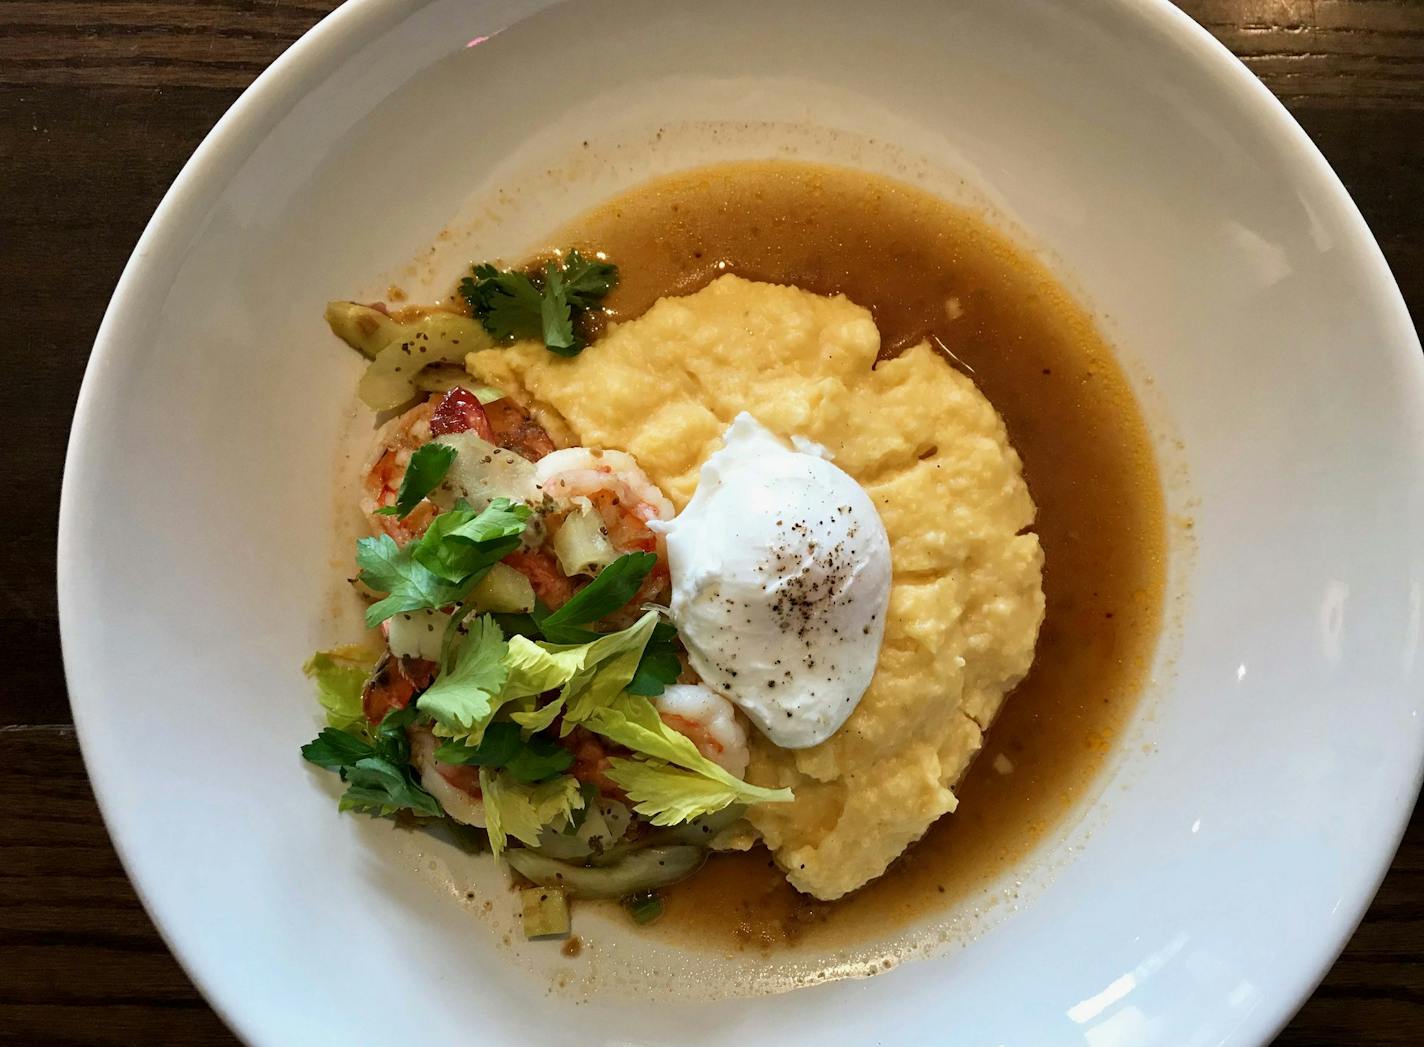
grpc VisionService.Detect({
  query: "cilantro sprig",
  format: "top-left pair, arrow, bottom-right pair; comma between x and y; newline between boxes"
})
459,250 -> 618,357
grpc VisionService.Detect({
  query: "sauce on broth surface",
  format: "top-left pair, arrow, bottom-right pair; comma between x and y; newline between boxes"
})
549,161 -> 1165,949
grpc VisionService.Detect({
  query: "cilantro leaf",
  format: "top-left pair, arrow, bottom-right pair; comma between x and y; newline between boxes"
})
374,442 -> 456,520
459,251 -> 618,358
539,552 -> 656,643
559,250 -> 618,308
416,615 -> 509,735
460,265 -> 544,343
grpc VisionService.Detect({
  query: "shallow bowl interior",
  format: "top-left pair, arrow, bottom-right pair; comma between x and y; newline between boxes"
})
60,0 -> 1423,1044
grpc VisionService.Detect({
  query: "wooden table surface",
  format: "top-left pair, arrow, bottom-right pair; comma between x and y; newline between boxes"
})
2,1 -> 1420,1043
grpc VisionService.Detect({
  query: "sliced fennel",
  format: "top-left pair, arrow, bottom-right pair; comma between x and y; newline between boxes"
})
357,312 -> 493,411
429,430 -> 542,513
520,886 -> 570,938
324,301 -> 401,359
466,562 -> 535,613
552,502 -> 618,577
504,845 -> 705,899
385,609 -> 450,662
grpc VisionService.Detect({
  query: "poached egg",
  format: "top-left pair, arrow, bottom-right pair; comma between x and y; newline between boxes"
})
652,413 -> 892,749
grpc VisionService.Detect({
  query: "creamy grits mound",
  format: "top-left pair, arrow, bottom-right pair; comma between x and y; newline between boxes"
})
467,275 -> 1045,900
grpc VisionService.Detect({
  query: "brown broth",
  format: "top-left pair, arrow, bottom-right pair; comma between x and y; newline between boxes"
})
552,161 -> 1166,950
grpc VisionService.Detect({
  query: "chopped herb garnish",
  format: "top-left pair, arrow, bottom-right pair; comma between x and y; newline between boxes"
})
459,250 -> 618,357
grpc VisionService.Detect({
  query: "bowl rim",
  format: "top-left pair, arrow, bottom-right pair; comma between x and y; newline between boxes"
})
57,0 -> 1424,1043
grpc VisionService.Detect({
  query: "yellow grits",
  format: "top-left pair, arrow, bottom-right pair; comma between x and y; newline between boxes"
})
467,275 -> 1045,900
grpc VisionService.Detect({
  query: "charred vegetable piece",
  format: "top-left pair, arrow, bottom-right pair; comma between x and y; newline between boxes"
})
520,886 -> 570,939
504,845 -> 704,899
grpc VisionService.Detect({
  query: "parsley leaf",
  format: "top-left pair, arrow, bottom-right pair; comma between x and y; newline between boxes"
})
340,757 -> 443,818
416,615 -> 509,735
433,721 -> 574,783
300,727 -> 372,770
626,636 -> 682,697
410,498 -> 528,584
357,500 -> 531,627
539,263 -> 576,355
356,534 -> 463,627
501,732 -> 574,789
459,250 -> 618,358
300,706 -> 441,818
373,442 -> 456,520
539,552 -> 656,643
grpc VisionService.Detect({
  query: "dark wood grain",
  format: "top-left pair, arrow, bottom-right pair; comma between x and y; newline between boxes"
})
1,1 -> 1419,1043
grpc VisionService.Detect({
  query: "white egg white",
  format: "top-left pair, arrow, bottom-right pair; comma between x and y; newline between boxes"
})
652,413 -> 892,749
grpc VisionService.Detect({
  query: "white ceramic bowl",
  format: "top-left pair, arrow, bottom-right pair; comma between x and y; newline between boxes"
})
59,0 -> 1424,1043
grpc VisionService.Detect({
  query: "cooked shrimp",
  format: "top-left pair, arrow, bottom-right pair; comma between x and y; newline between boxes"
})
362,401 -> 437,543
654,684 -> 750,777
502,548 -> 577,609
365,390 -> 557,542
534,448 -> 675,554
564,725 -> 626,798
408,725 -> 486,827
